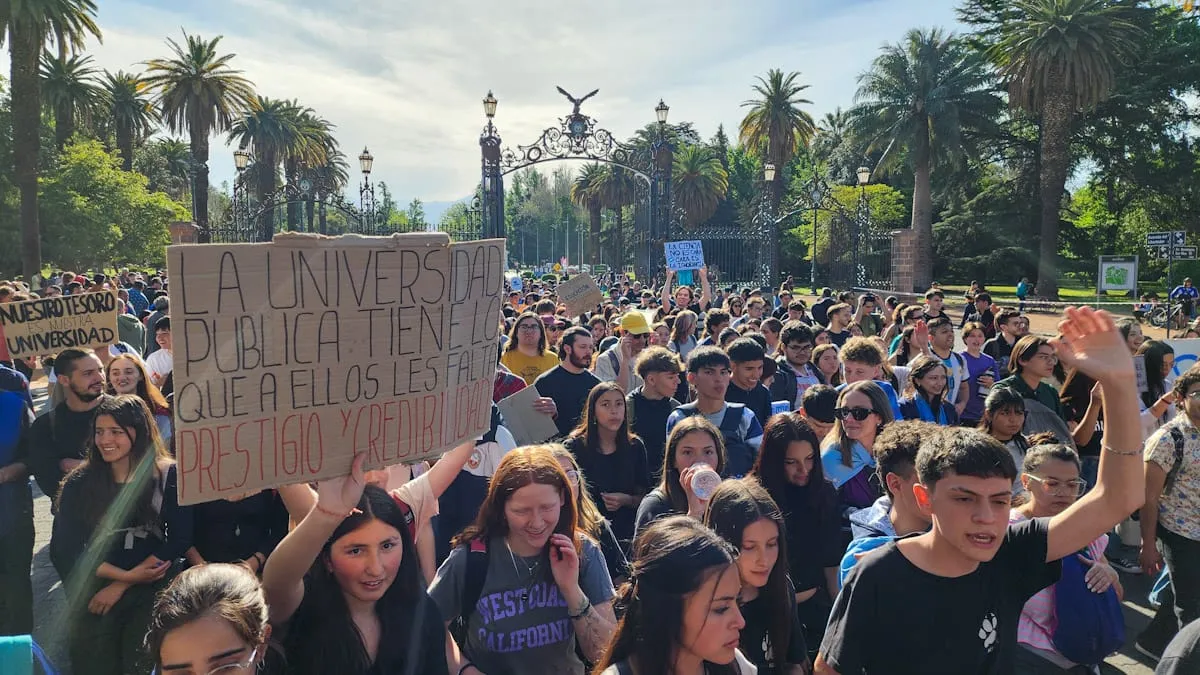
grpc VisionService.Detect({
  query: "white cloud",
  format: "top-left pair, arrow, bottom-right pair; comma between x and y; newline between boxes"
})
6,0 -> 963,202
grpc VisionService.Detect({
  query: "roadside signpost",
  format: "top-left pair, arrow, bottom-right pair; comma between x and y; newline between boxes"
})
1148,231 -> 1191,338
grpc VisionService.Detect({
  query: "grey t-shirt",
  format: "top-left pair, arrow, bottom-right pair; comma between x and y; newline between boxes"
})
429,534 -> 616,675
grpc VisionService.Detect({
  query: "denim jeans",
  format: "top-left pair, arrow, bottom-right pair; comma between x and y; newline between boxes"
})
1139,525 -> 1200,651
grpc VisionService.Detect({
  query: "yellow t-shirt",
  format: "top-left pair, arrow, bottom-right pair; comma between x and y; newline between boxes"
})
501,349 -> 561,385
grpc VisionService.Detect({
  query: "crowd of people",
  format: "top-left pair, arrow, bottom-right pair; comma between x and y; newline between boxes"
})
0,267 -> 1197,674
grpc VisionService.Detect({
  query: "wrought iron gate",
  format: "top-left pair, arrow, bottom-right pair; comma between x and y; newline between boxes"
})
827,212 -> 894,291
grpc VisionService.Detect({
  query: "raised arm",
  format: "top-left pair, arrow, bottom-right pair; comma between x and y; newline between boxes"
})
660,269 -> 676,310
423,440 -> 476,501
1045,308 -> 1144,562
698,266 -> 712,311
263,455 -> 367,624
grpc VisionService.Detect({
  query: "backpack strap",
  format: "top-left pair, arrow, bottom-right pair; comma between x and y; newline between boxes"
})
1165,425 -> 1187,496
718,404 -> 745,436
460,538 -> 490,624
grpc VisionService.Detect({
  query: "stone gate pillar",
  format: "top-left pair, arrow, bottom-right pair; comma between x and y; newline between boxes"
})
891,229 -> 916,293
169,221 -> 200,244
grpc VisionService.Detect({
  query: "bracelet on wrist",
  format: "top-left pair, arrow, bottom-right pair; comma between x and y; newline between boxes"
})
1101,442 -> 1142,456
568,596 -> 592,619
312,502 -> 352,520
457,663 -> 475,675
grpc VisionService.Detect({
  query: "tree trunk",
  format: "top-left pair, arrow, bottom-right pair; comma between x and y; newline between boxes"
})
285,159 -> 299,231
910,133 -> 934,292
1036,83 -> 1072,301
589,204 -> 602,265
117,123 -> 134,172
12,29 -> 43,282
55,102 -> 74,150
191,122 -> 212,243
612,207 -> 624,270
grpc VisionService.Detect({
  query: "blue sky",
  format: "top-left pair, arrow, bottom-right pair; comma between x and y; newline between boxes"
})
20,0 -> 966,204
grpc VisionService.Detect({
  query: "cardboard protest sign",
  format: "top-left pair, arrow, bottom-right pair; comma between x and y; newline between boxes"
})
664,240 -> 704,271
556,273 -> 604,316
0,291 -> 119,358
497,385 -> 560,446
168,233 -> 505,505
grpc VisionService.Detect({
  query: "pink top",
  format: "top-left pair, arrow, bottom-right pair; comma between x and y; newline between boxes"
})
1009,510 -> 1108,665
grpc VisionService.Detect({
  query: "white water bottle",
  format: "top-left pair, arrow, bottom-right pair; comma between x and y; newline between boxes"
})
690,464 -> 722,501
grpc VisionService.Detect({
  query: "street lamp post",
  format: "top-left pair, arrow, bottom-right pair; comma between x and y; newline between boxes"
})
807,180 -> 826,294
231,149 -> 251,236
650,99 -> 673,280
359,147 -> 377,231
760,164 -> 777,289
480,91 -> 504,240
854,166 -> 870,288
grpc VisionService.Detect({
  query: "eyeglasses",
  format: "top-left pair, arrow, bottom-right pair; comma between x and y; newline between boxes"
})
834,407 -> 877,421
517,324 -> 540,332
1031,352 -> 1058,364
785,343 -> 813,353
564,469 -> 580,485
155,647 -> 260,675
905,314 -> 922,322
1025,475 -> 1087,497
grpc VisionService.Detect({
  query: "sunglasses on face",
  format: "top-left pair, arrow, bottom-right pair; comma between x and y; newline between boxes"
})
834,406 -> 877,421
1025,474 -> 1087,497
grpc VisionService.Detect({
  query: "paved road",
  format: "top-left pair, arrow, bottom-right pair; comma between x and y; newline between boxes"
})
24,374 -> 1161,674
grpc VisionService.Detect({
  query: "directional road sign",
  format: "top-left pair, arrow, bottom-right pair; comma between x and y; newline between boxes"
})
1148,231 -> 1173,246
1175,245 -> 1198,260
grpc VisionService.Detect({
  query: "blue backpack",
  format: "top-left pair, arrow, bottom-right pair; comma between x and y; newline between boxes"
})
1051,549 -> 1125,665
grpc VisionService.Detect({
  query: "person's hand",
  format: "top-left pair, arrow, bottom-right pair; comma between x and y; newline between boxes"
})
124,557 -> 170,585
698,266 -> 708,279
1139,544 -> 1165,577
1090,381 -> 1103,406
600,492 -> 634,512
679,464 -> 713,516
314,453 -> 367,518
1080,556 -> 1118,593
619,335 -> 633,360
666,269 -> 676,280
88,582 -> 128,615
977,373 -> 995,389
1051,307 -> 1135,384
532,397 -> 557,417
547,533 -> 581,594
913,320 -> 929,347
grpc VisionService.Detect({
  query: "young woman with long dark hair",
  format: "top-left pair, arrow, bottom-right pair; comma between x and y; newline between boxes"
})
898,354 -> 959,426
705,479 -> 809,674
264,455 -> 448,675
1136,339 -> 1177,437
634,416 -> 728,535
564,382 -> 651,543
146,563 -> 272,675
429,446 -> 616,675
50,395 -> 193,675
594,516 -> 754,675
751,415 -> 840,662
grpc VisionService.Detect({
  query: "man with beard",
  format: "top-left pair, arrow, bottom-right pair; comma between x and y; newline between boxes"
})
535,327 -> 602,437
29,348 -> 108,503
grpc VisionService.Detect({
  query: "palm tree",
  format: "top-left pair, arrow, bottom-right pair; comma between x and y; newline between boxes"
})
229,97 -> 309,240
852,28 -> 1002,291
983,0 -> 1143,298
672,145 -> 729,227
739,69 -> 816,208
144,32 -> 255,243
1,0 -> 100,281
740,69 -> 817,286
595,165 -> 639,268
812,107 -> 851,158
40,51 -> 101,147
570,163 -> 605,265
102,70 -> 157,170
283,107 -> 337,231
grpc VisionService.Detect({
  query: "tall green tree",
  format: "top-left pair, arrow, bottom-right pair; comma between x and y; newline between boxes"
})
228,96 -> 304,239
570,163 -> 605,265
672,145 -> 729,227
738,69 -> 816,210
970,0 -> 1144,298
851,27 -> 1002,291
40,51 -> 101,147
102,70 -> 157,170
1,0 -> 100,281
144,32 -> 255,243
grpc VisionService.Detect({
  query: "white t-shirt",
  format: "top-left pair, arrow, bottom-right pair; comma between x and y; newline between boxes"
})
145,349 -> 173,381
936,351 -> 970,407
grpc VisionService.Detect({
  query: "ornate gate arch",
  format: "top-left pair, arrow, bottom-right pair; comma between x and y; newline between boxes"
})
211,170 -> 388,243
477,88 -> 675,276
